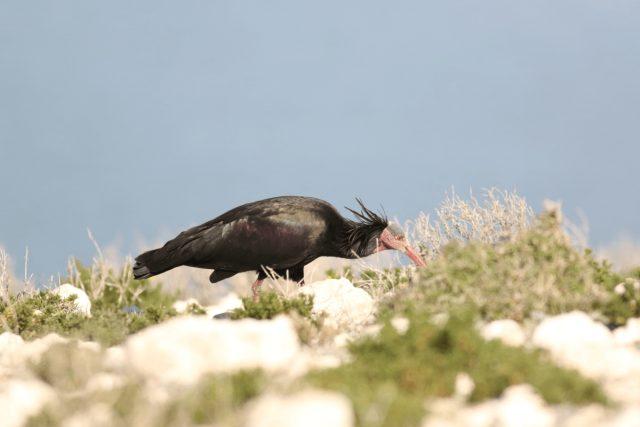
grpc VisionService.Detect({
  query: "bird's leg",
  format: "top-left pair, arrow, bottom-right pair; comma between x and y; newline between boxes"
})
251,279 -> 264,302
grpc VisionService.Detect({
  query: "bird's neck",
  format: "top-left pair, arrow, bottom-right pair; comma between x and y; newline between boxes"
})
338,220 -> 378,259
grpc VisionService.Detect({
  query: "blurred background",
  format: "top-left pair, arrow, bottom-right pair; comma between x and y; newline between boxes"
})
1,0 -> 639,278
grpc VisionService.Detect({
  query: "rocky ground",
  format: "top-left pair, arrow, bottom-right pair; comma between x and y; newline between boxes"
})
2,191 -> 640,426
2,278 -> 640,427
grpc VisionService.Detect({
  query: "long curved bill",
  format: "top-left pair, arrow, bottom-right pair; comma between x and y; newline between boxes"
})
403,244 -> 427,267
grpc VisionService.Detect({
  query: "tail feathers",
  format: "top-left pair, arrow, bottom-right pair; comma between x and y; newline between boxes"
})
133,248 -> 177,280
133,260 -> 153,280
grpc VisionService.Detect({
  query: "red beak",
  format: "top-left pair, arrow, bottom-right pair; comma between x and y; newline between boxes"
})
378,229 -> 427,267
403,244 -> 427,267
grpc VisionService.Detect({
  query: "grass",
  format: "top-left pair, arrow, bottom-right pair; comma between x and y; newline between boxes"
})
372,210 -> 635,326
230,291 -> 314,321
0,259 -> 178,346
4,189 -> 640,427
307,308 -> 607,427
409,188 -> 534,261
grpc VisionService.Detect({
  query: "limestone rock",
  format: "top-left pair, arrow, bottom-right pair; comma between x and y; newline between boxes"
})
124,315 -> 300,384
52,284 -> 92,317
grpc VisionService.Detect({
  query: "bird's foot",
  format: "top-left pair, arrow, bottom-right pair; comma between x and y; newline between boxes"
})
251,279 -> 263,302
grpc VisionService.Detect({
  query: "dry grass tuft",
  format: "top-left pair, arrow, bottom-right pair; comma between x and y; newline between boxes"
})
0,247 -> 10,305
409,188 -> 534,261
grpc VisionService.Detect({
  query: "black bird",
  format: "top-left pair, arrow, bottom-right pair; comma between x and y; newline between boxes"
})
133,196 -> 426,298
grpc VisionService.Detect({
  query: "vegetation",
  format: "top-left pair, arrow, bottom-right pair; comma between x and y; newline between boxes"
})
230,291 -> 314,321
371,211 -> 635,327
308,308 -> 606,427
3,189 -> 640,427
0,260 -> 178,345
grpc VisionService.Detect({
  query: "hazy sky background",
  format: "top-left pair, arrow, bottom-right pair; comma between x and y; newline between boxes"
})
1,1 -> 639,277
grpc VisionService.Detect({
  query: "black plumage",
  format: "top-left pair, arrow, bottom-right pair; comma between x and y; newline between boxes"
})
133,196 -> 425,296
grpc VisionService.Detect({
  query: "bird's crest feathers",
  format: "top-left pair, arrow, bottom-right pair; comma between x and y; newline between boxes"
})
343,198 -> 389,256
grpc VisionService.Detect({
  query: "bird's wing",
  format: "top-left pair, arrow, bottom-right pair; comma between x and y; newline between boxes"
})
167,198 -> 329,272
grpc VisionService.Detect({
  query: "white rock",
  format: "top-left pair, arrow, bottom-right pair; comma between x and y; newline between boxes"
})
22,333 -> 69,361
125,315 -> 300,384
532,311 -> 640,403
361,323 -> 383,337
533,311 -> 613,351
52,284 -> 92,317
613,318 -> 640,346
6,333 -> 68,371
333,333 -> 351,348
63,403 -> 113,427
0,378 -> 55,427
205,292 -> 243,317
532,311 -> 614,378
481,320 -> 526,347
391,316 -> 410,334
606,406 -> 640,427
494,385 -> 555,427
423,385 -> 555,427
300,278 -> 374,327
532,311 -> 640,375
172,298 -> 203,314
77,340 -> 101,353
562,405 -> 608,427
85,373 -> 125,393
454,373 -> 475,399
244,389 -> 354,427
103,345 -> 127,371
0,332 -> 22,347
0,332 -> 25,373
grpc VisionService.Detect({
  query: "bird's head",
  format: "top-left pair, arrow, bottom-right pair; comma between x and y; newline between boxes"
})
375,223 -> 427,267
345,199 -> 426,267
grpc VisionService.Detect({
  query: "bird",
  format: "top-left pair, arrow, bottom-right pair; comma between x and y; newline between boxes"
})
133,196 -> 426,299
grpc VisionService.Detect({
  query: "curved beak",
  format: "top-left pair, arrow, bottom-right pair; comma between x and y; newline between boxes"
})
378,230 -> 427,267
402,244 -> 427,267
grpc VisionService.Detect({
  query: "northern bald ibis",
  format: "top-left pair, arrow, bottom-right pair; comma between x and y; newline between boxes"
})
133,196 -> 426,298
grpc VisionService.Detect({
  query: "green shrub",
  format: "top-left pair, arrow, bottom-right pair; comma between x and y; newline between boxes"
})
68,258 -> 176,309
600,277 -> 640,326
386,212 -> 632,325
308,308 -> 606,427
0,260 -> 178,345
230,291 -> 314,321
0,292 -> 86,340
325,267 -> 355,281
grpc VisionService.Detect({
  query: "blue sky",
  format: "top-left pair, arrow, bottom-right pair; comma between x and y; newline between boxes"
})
1,1 -> 639,276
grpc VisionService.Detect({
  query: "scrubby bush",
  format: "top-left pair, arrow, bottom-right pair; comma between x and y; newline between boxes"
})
410,188 -> 534,261
308,308 -> 606,427
230,291 -> 314,321
0,260 -> 178,345
383,210 -> 634,326
0,292 -> 85,340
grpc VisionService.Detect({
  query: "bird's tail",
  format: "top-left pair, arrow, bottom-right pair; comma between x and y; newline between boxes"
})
133,247 -> 178,280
